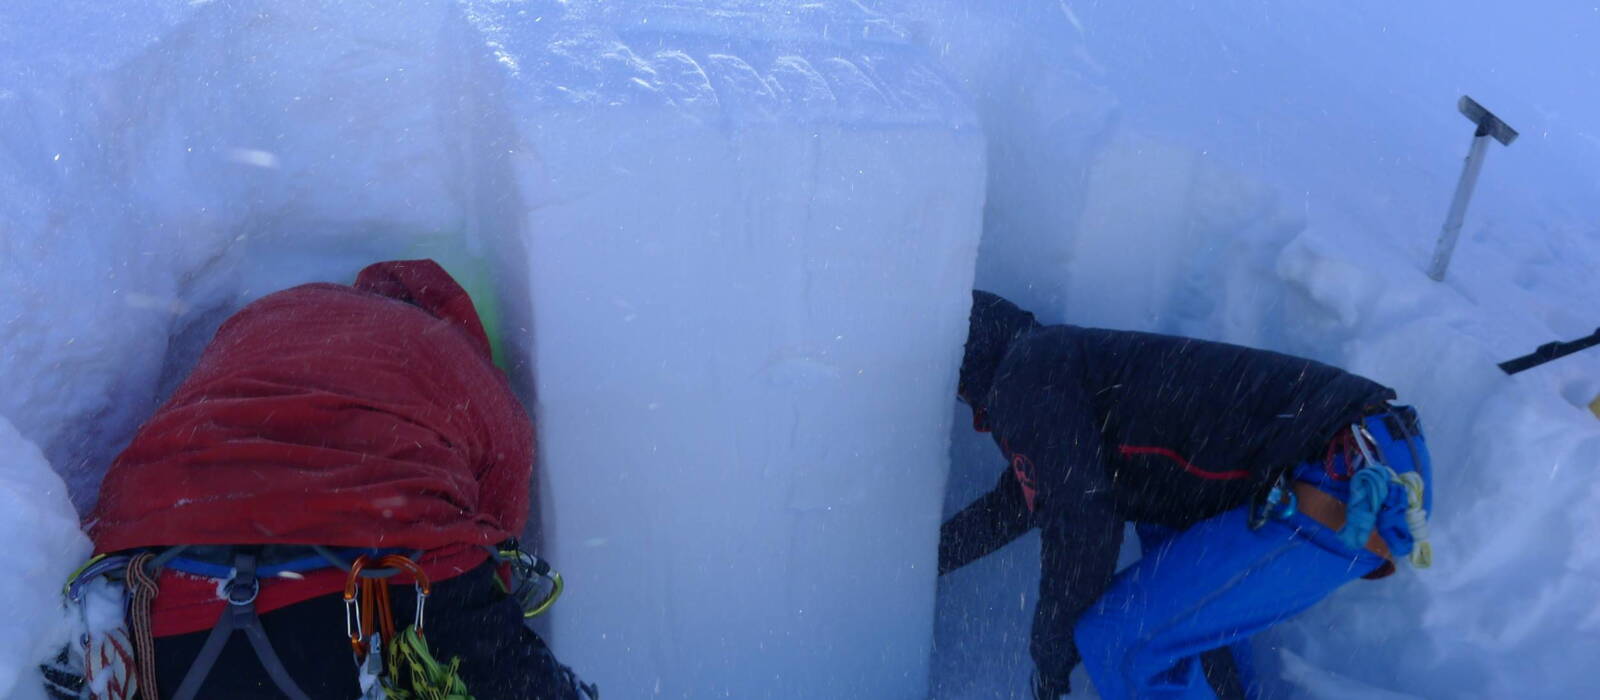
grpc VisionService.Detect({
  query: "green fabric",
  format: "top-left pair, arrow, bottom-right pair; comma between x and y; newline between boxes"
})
405,239 -> 508,372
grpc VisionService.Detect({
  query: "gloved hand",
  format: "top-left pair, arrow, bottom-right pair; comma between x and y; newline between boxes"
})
1031,669 -> 1071,700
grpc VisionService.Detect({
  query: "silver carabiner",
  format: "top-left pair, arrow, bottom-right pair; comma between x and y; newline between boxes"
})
414,585 -> 429,633
345,596 -> 363,643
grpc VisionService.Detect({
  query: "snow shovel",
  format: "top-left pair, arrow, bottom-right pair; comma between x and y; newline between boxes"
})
1497,327 -> 1600,375
1427,96 -> 1518,281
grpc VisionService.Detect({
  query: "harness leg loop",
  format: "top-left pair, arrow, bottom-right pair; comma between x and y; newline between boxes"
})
171,550 -> 313,700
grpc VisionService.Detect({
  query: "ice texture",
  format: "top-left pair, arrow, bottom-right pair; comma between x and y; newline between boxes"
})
3,1 -> 1599,699
475,4 -> 984,696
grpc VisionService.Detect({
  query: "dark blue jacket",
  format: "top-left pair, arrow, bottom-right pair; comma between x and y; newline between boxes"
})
939,292 -> 1394,684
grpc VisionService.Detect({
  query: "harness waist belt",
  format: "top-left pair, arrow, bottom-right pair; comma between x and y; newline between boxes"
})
1292,480 -> 1392,562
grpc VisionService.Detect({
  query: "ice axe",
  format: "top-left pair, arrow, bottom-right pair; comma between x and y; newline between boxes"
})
1427,96 -> 1518,281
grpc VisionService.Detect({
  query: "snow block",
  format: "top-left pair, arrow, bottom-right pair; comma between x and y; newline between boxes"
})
0,417 -> 91,698
472,3 -> 985,697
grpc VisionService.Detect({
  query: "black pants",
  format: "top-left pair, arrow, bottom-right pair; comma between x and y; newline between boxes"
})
153,562 -> 587,699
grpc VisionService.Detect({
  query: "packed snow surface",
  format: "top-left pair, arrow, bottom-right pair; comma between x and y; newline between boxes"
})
2,1 -> 1599,699
0,418 -> 91,699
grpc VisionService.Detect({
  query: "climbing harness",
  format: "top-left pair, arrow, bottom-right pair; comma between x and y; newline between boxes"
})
170,549 -> 315,700
47,541 -> 573,700
1253,408 -> 1433,571
44,547 -> 323,700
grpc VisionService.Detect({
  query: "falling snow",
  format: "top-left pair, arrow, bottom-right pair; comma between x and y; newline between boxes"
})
3,1 -> 1599,699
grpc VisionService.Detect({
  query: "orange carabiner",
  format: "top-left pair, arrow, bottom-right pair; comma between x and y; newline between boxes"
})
374,554 -> 431,634
343,553 -> 433,660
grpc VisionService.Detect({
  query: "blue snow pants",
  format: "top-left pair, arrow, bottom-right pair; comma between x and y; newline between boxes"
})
1075,508 -> 1384,700
1076,410 -> 1429,700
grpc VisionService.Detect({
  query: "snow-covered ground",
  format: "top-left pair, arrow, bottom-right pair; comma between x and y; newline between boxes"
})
2,1 -> 1598,699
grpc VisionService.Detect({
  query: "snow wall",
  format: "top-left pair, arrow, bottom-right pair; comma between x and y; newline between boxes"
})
0,1 -> 981,699
6,1 -> 1600,699
0,419 -> 90,699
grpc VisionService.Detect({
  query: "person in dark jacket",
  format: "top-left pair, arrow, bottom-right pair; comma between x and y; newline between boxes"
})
83,259 -> 592,699
940,291 -> 1433,700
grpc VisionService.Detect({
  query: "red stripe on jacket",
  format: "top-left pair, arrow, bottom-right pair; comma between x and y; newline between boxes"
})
1117,445 -> 1250,481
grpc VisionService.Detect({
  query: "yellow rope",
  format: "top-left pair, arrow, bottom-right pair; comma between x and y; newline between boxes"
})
1394,471 -> 1432,569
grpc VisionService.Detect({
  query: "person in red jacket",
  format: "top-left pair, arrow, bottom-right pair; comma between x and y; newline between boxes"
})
84,259 -> 591,700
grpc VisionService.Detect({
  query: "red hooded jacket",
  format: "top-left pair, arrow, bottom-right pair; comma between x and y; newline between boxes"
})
89,260 -> 533,636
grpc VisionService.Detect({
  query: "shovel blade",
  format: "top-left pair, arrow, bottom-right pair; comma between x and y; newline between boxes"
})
1459,95 -> 1519,146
